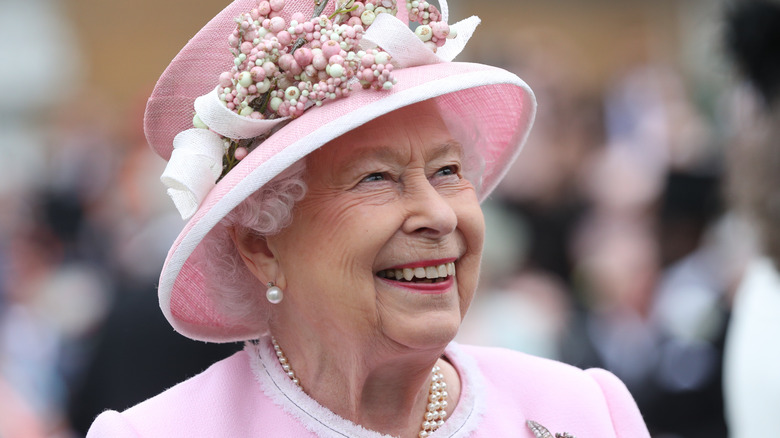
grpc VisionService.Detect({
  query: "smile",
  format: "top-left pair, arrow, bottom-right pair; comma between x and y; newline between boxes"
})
376,262 -> 456,283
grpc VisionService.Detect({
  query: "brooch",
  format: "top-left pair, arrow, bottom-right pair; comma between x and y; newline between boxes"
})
527,420 -> 577,438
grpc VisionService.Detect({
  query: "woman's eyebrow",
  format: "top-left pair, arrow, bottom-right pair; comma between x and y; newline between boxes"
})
338,140 -> 464,174
338,145 -> 403,174
428,140 -> 465,160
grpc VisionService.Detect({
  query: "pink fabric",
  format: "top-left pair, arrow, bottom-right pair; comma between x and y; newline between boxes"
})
464,347 -> 649,437
87,343 -> 650,437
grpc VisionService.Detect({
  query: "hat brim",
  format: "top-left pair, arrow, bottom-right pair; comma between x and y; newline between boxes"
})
145,2 -> 536,343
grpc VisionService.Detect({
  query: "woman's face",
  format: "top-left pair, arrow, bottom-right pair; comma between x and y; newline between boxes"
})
268,100 -> 485,350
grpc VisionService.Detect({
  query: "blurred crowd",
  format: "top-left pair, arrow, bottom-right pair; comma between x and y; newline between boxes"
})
459,61 -> 738,437
0,0 -> 772,437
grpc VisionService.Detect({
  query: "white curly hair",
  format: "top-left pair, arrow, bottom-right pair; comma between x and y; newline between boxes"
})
192,160 -> 307,334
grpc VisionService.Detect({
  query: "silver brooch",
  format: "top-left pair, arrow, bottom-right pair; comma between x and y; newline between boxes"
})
527,420 -> 577,438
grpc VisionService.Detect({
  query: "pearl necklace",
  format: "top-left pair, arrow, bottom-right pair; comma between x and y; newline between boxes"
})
271,338 -> 448,437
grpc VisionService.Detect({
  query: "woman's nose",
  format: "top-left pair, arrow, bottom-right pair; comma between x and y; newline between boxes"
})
401,179 -> 458,238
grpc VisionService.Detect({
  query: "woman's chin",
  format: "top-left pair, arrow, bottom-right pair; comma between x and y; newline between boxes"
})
383,310 -> 463,351
374,279 -> 468,349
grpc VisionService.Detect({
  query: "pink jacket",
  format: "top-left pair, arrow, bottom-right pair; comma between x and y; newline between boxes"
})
87,340 -> 650,437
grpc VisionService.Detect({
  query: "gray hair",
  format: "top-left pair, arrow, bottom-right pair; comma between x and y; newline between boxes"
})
193,160 -> 307,334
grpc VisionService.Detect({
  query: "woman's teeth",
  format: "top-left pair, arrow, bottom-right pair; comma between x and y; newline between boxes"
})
376,262 -> 456,282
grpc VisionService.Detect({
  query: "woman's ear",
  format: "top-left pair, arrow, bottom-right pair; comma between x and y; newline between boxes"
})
229,227 -> 285,289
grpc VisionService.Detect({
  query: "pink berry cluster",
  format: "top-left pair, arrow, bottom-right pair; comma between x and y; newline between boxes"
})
215,0 -> 402,121
405,0 -> 440,24
405,0 -> 453,51
335,0 -> 398,26
206,0 -> 456,178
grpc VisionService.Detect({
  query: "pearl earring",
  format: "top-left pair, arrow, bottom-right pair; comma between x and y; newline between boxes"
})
266,282 -> 283,304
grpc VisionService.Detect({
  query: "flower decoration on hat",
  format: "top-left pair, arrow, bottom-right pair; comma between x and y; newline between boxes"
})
161,0 -> 480,220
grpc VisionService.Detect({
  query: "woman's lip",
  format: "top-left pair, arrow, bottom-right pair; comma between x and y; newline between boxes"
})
383,258 -> 457,270
377,276 -> 454,294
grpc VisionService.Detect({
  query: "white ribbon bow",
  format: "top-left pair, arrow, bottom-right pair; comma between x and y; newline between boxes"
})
360,5 -> 480,67
161,128 -> 225,219
161,90 -> 290,219
161,0 -> 480,220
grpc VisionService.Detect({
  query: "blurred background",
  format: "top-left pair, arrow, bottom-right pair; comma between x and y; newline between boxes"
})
0,0 -> 764,436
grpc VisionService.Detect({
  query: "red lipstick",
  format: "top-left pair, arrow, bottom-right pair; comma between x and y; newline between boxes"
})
377,276 -> 454,294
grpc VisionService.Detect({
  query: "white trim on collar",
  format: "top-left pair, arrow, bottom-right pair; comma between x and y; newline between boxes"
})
246,338 -> 486,437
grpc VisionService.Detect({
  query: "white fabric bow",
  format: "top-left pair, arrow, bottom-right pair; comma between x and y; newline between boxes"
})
161,129 -> 224,220
161,0 -> 480,220
360,9 -> 480,67
161,90 -> 290,219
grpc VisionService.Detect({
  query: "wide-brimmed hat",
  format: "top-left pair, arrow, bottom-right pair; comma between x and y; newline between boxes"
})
146,0 -> 536,343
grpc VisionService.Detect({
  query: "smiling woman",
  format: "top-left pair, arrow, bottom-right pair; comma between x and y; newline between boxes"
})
250,101 -> 484,349
86,0 -> 650,437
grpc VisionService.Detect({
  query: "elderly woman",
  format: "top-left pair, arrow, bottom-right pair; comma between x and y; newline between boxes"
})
88,0 -> 650,437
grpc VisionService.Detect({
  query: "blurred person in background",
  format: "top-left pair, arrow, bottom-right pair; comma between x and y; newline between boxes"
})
722,1 -> 780,436
565,166 -> 728,438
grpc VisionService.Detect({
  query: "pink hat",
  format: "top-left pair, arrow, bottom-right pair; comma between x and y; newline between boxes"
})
146,0 -> 536,342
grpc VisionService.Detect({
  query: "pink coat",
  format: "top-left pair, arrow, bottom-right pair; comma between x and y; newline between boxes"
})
87,339 -> 650,437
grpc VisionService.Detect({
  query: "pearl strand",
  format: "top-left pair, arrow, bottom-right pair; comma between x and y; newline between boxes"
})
270,338 -> 447,437
419,365 -> 448,437
272,337 -> 301,388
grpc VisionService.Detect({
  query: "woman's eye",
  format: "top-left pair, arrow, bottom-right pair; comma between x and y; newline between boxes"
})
361,172 -> 386,183
435,165 -> 459,177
